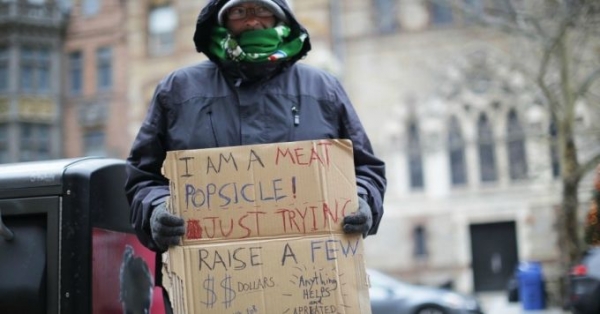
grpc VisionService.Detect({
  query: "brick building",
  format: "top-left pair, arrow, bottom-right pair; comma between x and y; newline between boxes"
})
62,0 -> 129,158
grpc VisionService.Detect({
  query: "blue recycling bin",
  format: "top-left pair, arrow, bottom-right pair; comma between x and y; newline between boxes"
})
517,261 -> 546,310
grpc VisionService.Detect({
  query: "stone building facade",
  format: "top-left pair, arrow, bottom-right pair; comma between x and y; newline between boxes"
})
0,0 -> 68,163
336,0 -> 598,298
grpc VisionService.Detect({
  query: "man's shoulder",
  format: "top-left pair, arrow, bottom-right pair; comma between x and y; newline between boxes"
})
170,60 -> 217,77
292,62 -> 334,75
157,60 -> 218,88
155,61 -> 223,101
288,62 -> 340,83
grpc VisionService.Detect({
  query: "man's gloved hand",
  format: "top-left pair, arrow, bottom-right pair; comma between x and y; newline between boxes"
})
343,197 -> 373,238
150,201 -> 185,252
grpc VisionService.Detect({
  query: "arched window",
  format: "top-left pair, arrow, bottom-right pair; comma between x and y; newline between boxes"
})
507,109 -> 528,180
463,0 -> 483,24
408,121 -> 424,189
478,113 -> 497,182
429,0 -> 453,25
448,116 -> 467,186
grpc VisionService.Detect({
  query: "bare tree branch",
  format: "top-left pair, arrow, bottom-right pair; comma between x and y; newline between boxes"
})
577,152 -> 600,180
427,0 -> 600,302
571,28 -> 593,80
576,68 -> 600,100
537,41 -> 561,112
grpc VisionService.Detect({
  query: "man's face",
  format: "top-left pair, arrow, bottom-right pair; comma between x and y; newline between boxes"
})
225,2 -> 277,36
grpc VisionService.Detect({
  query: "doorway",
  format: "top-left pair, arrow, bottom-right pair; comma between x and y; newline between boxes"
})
470,221 -> 519,291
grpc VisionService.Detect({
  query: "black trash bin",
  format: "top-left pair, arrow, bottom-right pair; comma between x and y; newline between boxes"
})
0,157 -> 165,314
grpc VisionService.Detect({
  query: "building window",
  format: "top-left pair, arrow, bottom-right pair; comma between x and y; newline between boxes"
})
96,47 -> 112,91
0,124 -> 7,163
373,0 -> 397,34
477,113 -> 497,182
463,0 -> 483,23
0,47 -> 8,92
489,0 -> 511,15
507,109 -> 528,180
429,0 -> 453,25
84,130 -> 105,156
413,225 -> 428,258
448,116 -> 467,186
69,51 -> 83,95
19,123 -> 51,161
20,47 -> 51,94
549,121 -> 560,178
20,54 -> 33,91
408,121 -> 425,189
82,0 -> 100,16
148,4 -> 177,56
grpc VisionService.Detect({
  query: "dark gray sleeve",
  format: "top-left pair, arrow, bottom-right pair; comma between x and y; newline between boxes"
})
124,87 -> 171,252
333,79 -> 387,235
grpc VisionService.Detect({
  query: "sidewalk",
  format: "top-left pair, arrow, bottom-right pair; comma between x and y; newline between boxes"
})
477,292 -> 571,314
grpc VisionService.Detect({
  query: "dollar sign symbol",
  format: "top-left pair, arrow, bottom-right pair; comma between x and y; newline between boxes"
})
201,275 -> 217,308
221,274 -> 236,308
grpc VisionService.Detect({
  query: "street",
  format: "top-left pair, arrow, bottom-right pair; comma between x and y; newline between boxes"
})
478,292 -> 571,314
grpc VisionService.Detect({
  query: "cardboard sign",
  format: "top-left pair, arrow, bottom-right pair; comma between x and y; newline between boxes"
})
161,140 -> 371,314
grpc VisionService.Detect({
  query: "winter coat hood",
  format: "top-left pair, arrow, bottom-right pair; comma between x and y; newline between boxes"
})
193,0 -> 312,65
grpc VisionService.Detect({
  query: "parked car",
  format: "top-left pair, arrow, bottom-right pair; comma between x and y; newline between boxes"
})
368,268 -> 484,314
569,247 -> 600,314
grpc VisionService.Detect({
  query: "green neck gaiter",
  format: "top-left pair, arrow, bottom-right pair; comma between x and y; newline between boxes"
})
209,24 -> 307,62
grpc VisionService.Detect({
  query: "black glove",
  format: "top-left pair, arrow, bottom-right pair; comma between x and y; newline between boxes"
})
343,197 -> 373,238
150,201 -> 185,252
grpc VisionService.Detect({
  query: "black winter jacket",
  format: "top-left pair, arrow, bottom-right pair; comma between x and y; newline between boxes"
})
125,0 -> 386,252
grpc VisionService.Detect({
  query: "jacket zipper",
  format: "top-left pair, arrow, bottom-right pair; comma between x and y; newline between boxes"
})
208,110 -> 220,147
292,105 -> 300,126
289,105 -> 300,142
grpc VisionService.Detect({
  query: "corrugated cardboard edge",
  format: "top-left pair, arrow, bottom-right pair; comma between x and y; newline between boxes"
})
357,257 -> 371,313
161,248 -> 187,314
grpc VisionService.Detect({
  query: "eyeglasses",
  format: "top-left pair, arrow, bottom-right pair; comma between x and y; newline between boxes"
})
227,6 -> 274,20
